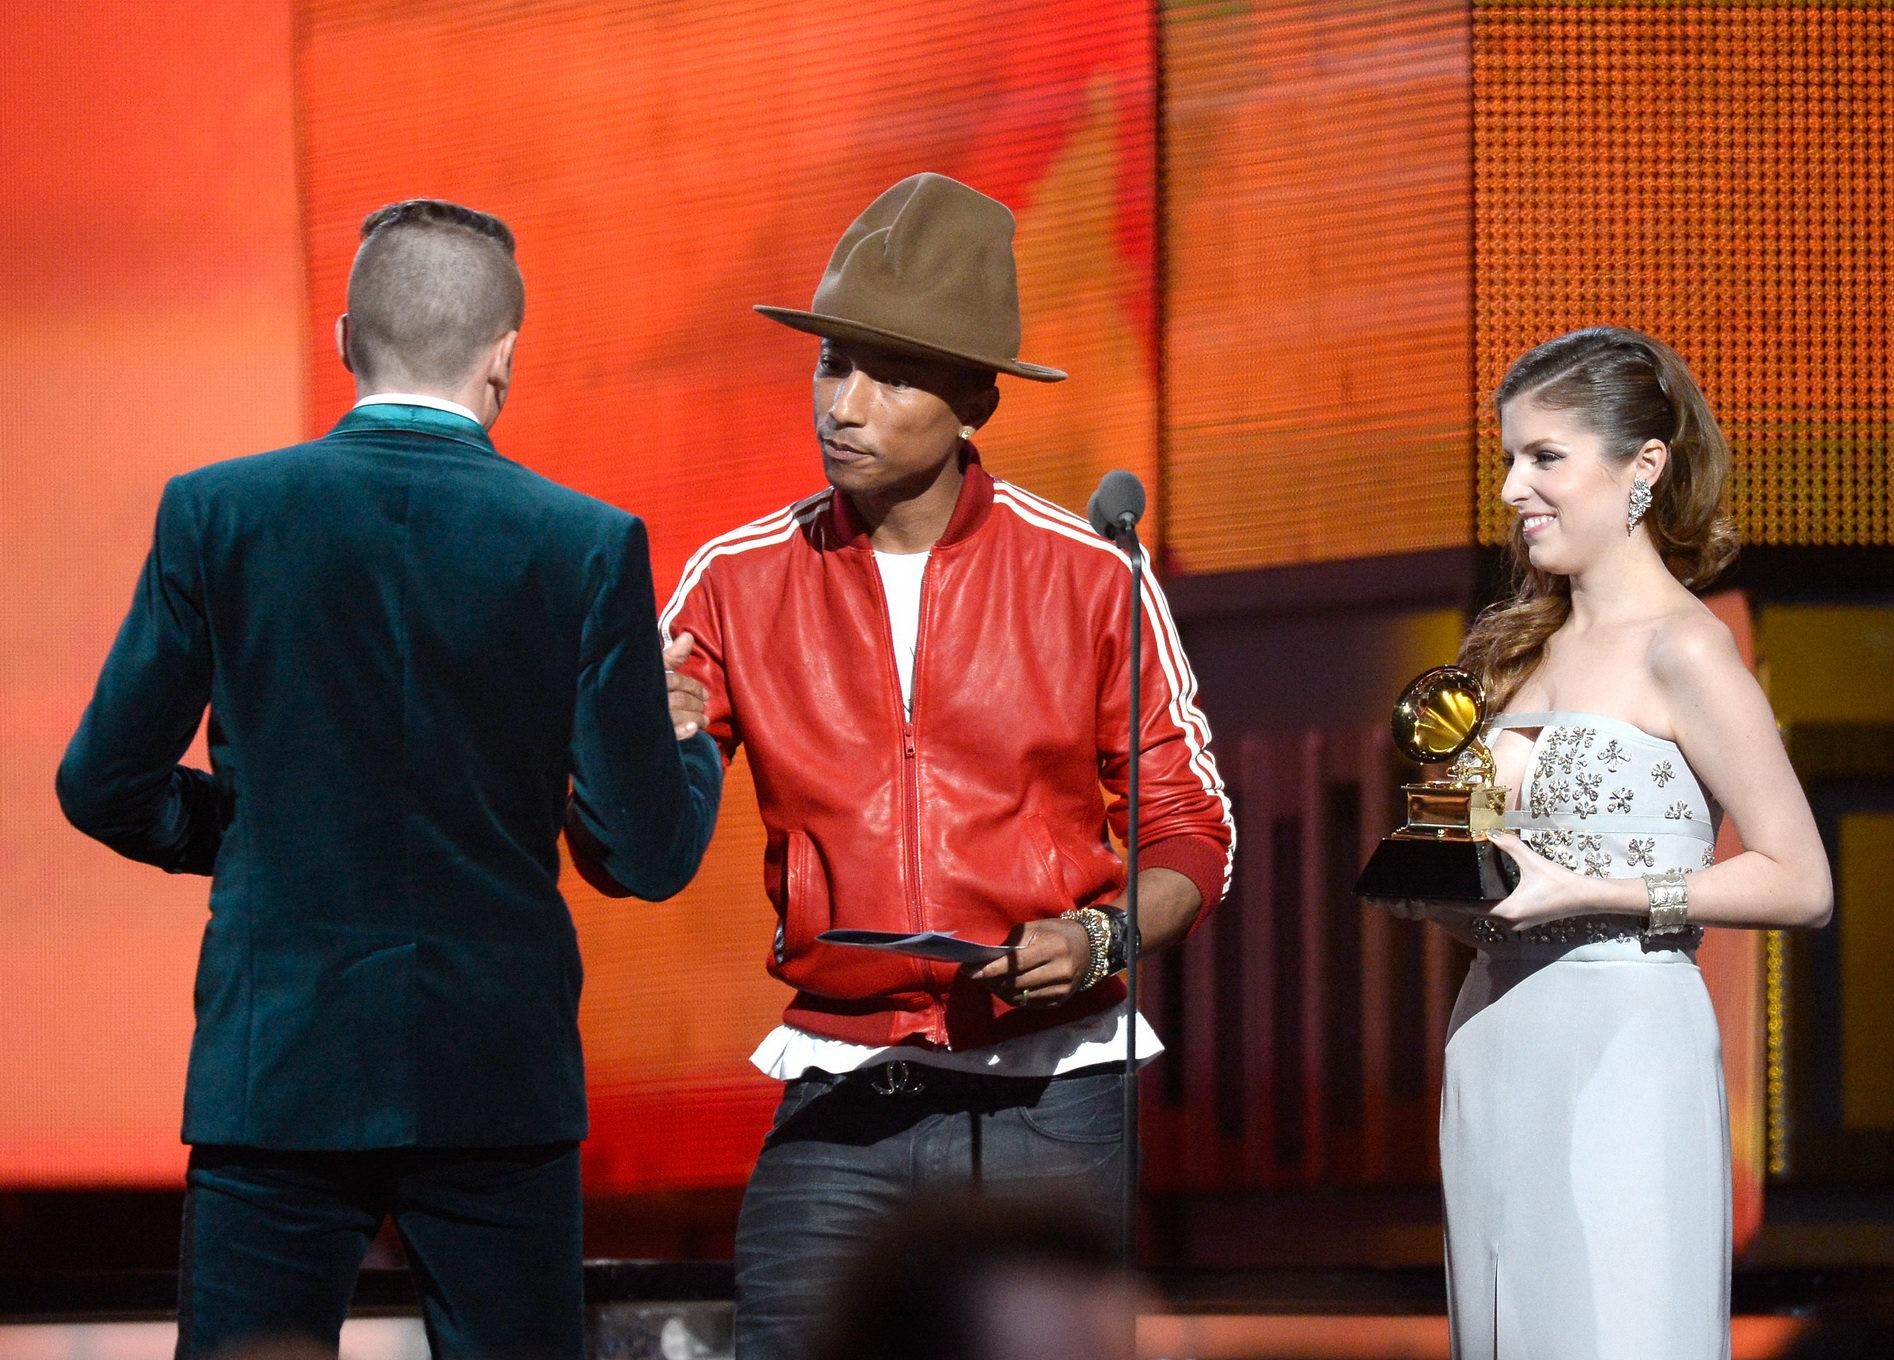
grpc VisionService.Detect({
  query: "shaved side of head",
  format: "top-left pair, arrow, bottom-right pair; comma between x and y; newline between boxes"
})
345,200 -> 524,390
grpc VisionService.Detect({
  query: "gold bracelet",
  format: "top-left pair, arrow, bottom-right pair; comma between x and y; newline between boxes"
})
1643,868 -> 1691,934
1061,907 -> 1111,991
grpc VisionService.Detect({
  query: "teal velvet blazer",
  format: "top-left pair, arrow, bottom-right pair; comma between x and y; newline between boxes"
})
58,404 -> 722,1150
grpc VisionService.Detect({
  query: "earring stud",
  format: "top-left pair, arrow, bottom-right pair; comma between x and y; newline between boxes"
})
958,425 -> 976,441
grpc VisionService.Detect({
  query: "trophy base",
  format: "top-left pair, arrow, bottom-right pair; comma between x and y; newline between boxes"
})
1352,835 -> 1520,903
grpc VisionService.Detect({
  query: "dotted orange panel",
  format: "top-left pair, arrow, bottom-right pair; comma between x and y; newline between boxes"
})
1474,3 -> 1891,547
297,0 -> 1155,1191
1162,1 -> 1476,574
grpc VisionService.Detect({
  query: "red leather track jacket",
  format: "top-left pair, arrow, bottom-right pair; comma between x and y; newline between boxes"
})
661,458 -> 1233,1050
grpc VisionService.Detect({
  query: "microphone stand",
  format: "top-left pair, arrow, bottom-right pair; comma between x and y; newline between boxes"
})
1087,471 -> 1149,1338
1117,513 -> 1143,1276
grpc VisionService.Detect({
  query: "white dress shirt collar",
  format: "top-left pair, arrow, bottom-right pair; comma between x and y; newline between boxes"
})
352,392 -> 483,427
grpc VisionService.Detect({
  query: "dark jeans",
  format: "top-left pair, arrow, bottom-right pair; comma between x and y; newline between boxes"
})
178,1142 -> 583,1360
732,1063 -> 1125,1360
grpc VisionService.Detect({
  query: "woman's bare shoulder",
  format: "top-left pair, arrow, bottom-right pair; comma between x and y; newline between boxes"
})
1647,597 -> 1744,694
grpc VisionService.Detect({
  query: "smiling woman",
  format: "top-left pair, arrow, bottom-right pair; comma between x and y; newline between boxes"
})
1421,325 -> 1833,1358
1464,327 -> 1738,709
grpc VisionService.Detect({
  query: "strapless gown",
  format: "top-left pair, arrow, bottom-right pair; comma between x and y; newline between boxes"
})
1441,711 -> 1731,1360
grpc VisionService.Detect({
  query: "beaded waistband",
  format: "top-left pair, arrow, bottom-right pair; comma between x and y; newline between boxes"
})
1470,912 -> 1704,953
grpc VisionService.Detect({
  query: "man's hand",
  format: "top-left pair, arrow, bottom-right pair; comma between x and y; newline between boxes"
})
665,632 -> 708,740
963,918 -> 1094,1009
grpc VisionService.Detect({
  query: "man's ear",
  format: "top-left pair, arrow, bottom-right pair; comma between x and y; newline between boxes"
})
482,330 -> 520,426
487,330 -> 519,396
963,383 -> 1000,433
335,314 -> 354,373
492,330 -> 519,379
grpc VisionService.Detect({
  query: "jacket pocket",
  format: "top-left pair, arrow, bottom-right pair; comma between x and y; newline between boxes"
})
778,830 -> 831,963
1023,812 -> 1078,912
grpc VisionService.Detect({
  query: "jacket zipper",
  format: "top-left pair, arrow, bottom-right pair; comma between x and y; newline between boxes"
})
871,548 -> 940,1034
908,553 -> 942,1044
901,719 -> 922,939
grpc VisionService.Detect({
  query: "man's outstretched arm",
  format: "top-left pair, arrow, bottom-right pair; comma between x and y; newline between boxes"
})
566,516 -> 723,900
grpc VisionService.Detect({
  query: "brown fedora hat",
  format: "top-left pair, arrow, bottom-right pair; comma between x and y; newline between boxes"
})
755,173 -> 1066,383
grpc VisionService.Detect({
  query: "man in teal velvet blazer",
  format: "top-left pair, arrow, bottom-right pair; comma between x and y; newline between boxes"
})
57,199 -> 722,1360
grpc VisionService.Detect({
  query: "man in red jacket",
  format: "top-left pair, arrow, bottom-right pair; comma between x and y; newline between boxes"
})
657,174 -> 1232,1358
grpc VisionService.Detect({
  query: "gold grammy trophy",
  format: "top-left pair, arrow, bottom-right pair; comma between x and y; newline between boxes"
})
1353,665 -> 1520,902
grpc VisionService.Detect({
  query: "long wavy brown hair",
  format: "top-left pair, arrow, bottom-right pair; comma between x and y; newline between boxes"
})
1460,326 -> 1738,709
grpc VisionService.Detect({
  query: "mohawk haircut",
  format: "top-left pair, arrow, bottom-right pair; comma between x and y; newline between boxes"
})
345,199 -> 524,390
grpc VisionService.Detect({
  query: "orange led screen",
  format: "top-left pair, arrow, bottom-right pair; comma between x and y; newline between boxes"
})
1473,2 -> 1891,548
296,0 -> 1157,1191
1161,1 -> 1474,574
0,0 -> 307,1184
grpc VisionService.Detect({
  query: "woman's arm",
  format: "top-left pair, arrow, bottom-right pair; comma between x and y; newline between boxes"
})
1480,612 -> 1832,933
1648,612 -> 1832,929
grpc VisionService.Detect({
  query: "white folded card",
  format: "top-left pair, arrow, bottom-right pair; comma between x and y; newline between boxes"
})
816,928 -> 1019,965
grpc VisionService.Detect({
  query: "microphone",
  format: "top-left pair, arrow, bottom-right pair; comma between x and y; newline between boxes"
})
1086,470 -> 1146,544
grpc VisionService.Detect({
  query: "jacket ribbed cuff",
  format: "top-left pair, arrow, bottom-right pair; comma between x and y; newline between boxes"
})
1140,835 -> 1229,934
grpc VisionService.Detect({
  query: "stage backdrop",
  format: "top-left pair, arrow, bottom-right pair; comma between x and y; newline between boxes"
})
3,0 -> 1884,1202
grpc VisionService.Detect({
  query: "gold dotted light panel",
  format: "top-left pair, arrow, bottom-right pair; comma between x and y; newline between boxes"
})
1474,4 -> 1890,548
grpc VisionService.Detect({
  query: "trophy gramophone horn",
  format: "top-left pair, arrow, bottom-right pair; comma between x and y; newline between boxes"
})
1391,665 -> 1497,788
1354,664 -> 1518,902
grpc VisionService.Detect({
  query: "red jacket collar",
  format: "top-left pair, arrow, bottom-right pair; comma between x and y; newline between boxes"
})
826,447 -> 995,551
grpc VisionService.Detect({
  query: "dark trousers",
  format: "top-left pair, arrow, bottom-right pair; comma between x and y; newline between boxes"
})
177,1142 -> 583,1360
732,1064 -> 1124,1360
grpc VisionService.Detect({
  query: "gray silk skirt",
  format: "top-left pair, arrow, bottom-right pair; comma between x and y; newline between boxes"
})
1441,937 -> 1732,1359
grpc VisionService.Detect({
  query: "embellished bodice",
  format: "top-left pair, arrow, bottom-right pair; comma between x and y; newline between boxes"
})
1472,712 -> 1718,950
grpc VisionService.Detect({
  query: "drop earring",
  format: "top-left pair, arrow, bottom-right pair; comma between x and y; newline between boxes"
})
1627,477 -> 1652,533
